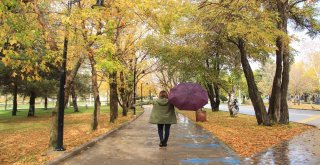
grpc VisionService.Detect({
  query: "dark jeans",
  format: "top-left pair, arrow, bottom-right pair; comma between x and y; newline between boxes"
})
157,124 -> 171,144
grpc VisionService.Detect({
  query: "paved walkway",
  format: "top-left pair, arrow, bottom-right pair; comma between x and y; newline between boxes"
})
247,129 -> 320,164
61,106 -> 241,165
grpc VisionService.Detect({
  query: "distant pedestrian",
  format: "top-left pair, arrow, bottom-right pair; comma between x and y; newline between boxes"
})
135,90 -> 177,147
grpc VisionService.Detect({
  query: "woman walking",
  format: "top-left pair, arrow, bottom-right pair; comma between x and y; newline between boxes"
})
137,90 -> 177,147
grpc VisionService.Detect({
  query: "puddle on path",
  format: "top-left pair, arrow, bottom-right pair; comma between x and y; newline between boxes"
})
181,143 -> 221,148
180,157 -> 241,165
245,131 -> 320,165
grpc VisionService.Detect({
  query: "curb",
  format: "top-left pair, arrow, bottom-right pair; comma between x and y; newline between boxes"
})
223,103 -> 320,111
43,110 -> 145,165
289,108 -> 320,112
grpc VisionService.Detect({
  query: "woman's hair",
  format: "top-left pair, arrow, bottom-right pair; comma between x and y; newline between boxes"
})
159,90 -> 168,98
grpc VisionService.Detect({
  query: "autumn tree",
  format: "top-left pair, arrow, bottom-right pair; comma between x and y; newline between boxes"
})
308,51 -> 320,89
1,0 -> 59,117
257,59 -> 276,97
0,63 -> 20,115
199,0 -> 285,125
266,0 -> 320,124
289,62 -> 316,97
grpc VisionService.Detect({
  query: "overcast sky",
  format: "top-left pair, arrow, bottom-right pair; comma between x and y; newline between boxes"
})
290,29 -> 320,63
290,3 -> 320,63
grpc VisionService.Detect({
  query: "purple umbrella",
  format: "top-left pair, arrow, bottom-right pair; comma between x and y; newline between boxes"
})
169,83 -> 208,111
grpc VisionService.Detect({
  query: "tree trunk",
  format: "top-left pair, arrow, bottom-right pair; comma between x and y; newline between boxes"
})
110,72 -> 118,123
213,52 -> 221,111
278,0 -> 290,124
64,57 -> 84,108
122,103 -> 128,116
228,85 -> 236,117
44,96 -> 48,110
205,58 -> 220,111
27,91 -> 36,117
242,95 -> 245,104
34,4 -> 60,148
49,95 -> 59,148
5,94 -> 8,111
207,83 -> 220,111
207,83 -> 217,112
88,54 -> 101,131
71,85 -> 79,112
304,94 -> 308,102
119,71 -> 128,116
280,46 -> 290,124
12,83 -> 18,116
238,39 -> 270,126
213,83 -> 220,111
268,36 -> 283,123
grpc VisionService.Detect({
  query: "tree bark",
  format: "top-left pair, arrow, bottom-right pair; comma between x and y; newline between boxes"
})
268,36 -> 283,123
207,83 -> 216,112
71,85 -> 79,112
44,96 -> 48,110
213,83 -> 220,111
213,52 -> 221,111
5,94 -> 8,111
119,71 -> 128,116
34,4 -> 61,148
238,39 -> 270,126
27,91 -> 36,117
12,82 -> 18,116
227,85 -> 236,117
205,58 -> 220,111
110,72 -> 119,123
49,95 -> 58,148
64,57 -> 84,108
278,0 -> 290,124
280,45 -> 290,124
242,95 -> 246,104
88,54 -> 101,131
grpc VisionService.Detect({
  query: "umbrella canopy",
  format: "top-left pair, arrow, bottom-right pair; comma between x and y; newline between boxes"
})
169,83 -> 208,111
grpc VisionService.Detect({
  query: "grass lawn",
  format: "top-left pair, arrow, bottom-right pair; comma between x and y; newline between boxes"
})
0,106 -> 142,164
0,101 -> 100,111
179,109 -> 315,157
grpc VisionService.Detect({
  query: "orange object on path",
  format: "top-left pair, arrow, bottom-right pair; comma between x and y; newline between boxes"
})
196,109 -> 207,122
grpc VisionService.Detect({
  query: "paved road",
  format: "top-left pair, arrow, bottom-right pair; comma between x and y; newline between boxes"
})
61,106 -> 241,165
204,104 -> 320,127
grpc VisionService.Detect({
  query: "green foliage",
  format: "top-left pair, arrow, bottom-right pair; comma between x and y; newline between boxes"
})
288,1 -> 320,36
0,0 -> 58,81
220,95 -> 228,102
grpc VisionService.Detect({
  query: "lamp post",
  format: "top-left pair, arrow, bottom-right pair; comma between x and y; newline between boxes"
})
140,82 -> 144,108
56,0 -> 80,151
56,0 -> 104,151
140,71 -> 145,107
140,82 -> 143,103
133,61 -> 137,116
149,89 -> 152,100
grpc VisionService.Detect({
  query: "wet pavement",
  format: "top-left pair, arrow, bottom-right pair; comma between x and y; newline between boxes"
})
60,106 -> 241,165
246,129 -> 320,165
59,105 -> 320,165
